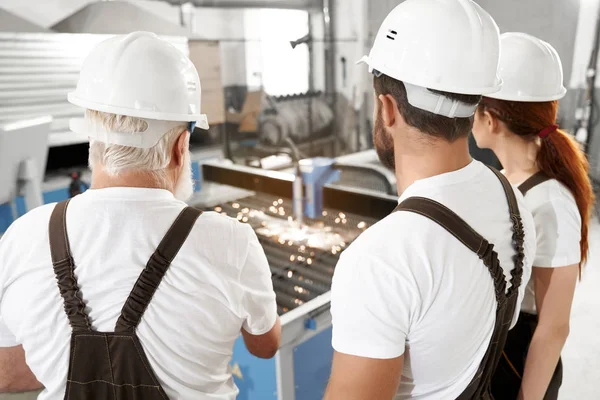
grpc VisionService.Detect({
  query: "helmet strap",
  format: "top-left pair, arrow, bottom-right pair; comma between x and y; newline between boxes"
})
403,82 -> 478,118
70,118 -> 185,149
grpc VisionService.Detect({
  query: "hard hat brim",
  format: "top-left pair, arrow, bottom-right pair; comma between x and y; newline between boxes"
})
70,116 -> 202,149
68,92 -> 209,125
196,115 -> 209,130
485,87 -> 567,102
357,55 -> 503,96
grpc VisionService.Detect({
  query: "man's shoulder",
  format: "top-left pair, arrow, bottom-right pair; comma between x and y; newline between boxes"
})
185,210 -> 258,270
3,203 -> 56,237
193,210 -> 256,240
345,209 -> 442,260
0,203 -> 57,261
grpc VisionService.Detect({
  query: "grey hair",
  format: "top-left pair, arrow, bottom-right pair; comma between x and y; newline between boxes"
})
86,110 -> 188,184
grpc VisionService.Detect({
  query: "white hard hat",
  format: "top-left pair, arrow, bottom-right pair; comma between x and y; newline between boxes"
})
486,33 -> 567,102
359,0 -> 502,118
68,31 -> 209,148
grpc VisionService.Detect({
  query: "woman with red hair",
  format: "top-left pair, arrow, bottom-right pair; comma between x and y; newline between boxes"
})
472,33 -> 595,400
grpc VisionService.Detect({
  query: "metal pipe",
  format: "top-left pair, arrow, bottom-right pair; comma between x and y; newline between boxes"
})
307,13 -> 315,93
285,138 -> 304,225
322,0 -> 337,155
293,171 -> 304,225
322,0 -> 335,97
307,13 -> 315,156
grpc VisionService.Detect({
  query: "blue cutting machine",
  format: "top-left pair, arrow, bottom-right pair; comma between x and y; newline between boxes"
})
201,159 -> 396,400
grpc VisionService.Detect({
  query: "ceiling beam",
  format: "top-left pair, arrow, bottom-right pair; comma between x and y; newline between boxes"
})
148,0 -> 322,10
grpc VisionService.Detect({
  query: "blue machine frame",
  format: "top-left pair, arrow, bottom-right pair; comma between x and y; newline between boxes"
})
232,294 -> 333,400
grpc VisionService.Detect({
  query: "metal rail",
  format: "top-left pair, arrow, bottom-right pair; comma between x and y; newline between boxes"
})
202,162 -> 295,198
323,184 -> 398,220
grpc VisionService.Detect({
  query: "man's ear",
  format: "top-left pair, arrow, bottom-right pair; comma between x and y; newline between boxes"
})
378,94 -> 397,129
172,129 -> 189,168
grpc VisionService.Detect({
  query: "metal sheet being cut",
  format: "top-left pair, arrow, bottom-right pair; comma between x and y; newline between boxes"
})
209,193 -> 376,316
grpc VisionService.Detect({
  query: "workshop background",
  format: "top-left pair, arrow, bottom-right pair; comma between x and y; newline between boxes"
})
0,0 -> 599,399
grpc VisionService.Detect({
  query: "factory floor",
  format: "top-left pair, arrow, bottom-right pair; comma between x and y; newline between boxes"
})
559,218 -> 600,400
1,223 -> 599,400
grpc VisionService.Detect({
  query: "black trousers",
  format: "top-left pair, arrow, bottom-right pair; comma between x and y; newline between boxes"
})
491,312 -> 563,400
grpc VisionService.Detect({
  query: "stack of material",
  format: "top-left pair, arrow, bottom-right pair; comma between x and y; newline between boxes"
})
189,40 -> 226,126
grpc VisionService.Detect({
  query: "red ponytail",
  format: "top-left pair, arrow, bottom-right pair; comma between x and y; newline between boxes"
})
480,99 -> 595,269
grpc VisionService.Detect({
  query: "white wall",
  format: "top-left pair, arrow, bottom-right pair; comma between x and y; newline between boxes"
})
570,0 -> 600,88
244,9 -> 310,95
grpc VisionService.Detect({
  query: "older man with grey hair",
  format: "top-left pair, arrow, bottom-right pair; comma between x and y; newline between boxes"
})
0,32 -> 280,400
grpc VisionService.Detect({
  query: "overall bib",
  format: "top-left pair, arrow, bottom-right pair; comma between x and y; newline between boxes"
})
49,200 -> 202,400
491,171 -> 563,400
395,167 -> 525,400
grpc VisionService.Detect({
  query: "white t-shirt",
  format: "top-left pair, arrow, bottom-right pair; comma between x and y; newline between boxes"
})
0,188 -> 278,400
519,179 -> 581,314
330,160 -> 536,400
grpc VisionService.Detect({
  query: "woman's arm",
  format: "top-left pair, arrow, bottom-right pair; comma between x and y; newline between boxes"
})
519,265 -> 578,400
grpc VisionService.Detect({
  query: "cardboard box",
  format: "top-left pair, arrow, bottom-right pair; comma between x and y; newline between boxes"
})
189,40 -> 222,80
203,86 -> 226,126
188,40 -> 225,125
227,90 -> 264,132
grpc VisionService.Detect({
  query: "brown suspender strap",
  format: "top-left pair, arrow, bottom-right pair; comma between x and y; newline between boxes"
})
115,207 -> 202,333
395,198 -> 489,257
518,171 -> 551,196
486,166 -> 526,298
49,200 -> 93,332
487,167 -> 520,218
395,198 -> 507,303
396,167 -> 527,400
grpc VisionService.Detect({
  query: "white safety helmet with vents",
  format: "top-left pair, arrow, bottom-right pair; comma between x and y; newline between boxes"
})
486,33 -> 567,102
358,0 -> 502,118
68,31 -> 209,149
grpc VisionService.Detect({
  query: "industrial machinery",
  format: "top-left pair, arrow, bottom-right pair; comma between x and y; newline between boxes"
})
226,91 -> 337,165
198,159 -> 397,400
0,117 -> 52,230
260,92 -> 334,147
332,149 -> 397,195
